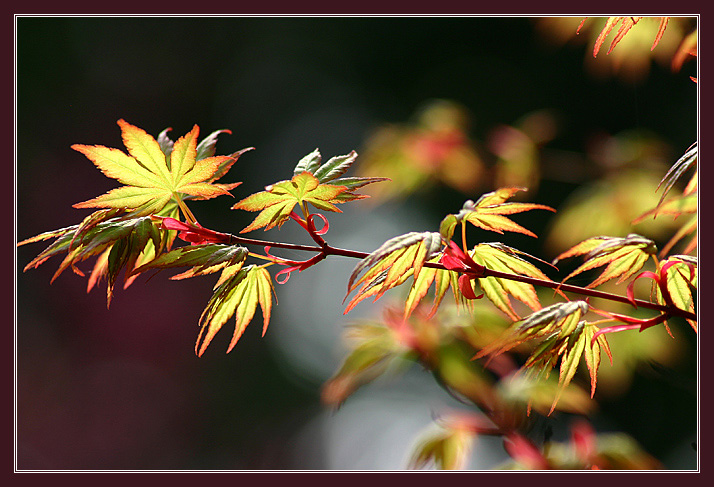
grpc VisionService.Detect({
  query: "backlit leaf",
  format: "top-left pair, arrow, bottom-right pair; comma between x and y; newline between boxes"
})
410,422 -> 476,470
72,120 -> 246,216
476,301 -> 589,360
309,149 -> 389,200
593,17 -> 642,56
312,151 -> 358,182
403,256 -> 462,317
655,142 -> 697,208
658,256 -> 696,331
440,188 -> 554,241
196,265 -> 275,356
344,232 -> 443,313
19,211 -> 168,306
233,149 -> 387,233
550,321 -> 586,413
474,300 -> 604,411
130,243 -> 248,280
470,243 -> 553,320
293,148 -> 322,175
583,17 -> 669,58
555,234 -> 656,288
233,172 -> 350,233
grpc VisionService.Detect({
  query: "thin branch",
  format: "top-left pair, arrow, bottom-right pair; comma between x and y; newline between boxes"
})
221,232 -> 697,322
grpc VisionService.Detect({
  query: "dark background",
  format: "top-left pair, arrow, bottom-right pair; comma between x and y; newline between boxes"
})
15,16 -> 698,470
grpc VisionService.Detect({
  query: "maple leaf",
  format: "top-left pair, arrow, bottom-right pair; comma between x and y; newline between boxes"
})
233,172 -> 349,233
475,301 -> 609,414
72,119 -> 247,218
295,148 -> 388,195
470,243 -> 554,320
554,234 -> 657,288
129,242 -> 248,280
322,315 -> 410,408
476,300 -> 589,360
344,231 -> 443,313
628,256 -> 697,332
580,17 -> 669,57
196,264 -> 275,356
403,240 -> 554,320
633,143 -> 698,256
403,257 -> 463,318
653,142 -> 697,209
234,149 -> 387,233
18,210 -> 167,306
439,188 -> 554,241
410,419 -> 479,470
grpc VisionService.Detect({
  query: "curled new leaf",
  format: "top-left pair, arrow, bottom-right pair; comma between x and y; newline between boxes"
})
554,234 -> 656,288
196,265 -> 275,356
344,232 -> 443,313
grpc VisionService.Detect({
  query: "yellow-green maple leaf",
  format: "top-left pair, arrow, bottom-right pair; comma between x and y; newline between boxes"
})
196,264 -> 275,356
72,119 -> 240,217
233,172 -> 350,233
554,234 -> 657,289
439,188 -> 555,241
